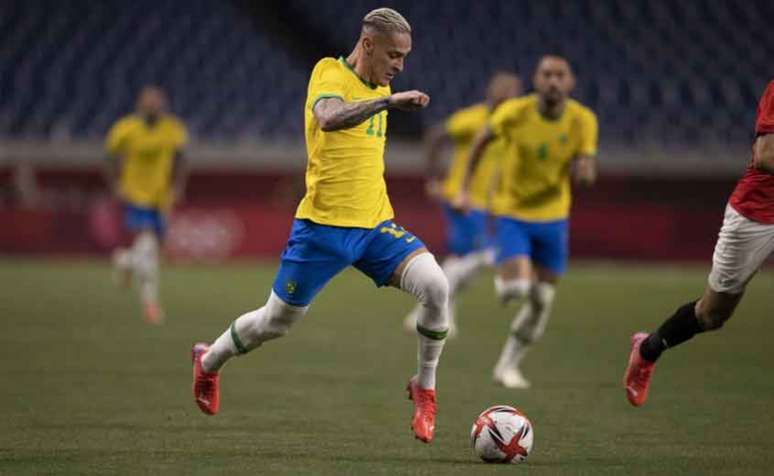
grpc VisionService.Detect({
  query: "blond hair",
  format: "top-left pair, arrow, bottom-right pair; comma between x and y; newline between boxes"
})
362,8 -> 411,34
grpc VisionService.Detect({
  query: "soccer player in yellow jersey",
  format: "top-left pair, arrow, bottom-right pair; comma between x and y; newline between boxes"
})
403,72 -> 521,337
192,9 -> 450,444
458,55 -> 598,388
105,86 -> 188,324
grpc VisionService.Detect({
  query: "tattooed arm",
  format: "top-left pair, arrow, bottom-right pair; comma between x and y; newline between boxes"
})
314,97 -> 390,132
313,90 -> 429,132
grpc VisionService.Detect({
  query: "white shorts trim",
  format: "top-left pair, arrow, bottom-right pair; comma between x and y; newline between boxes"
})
707,205 -> 774,294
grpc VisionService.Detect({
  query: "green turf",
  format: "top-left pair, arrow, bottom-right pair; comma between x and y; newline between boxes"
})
1,259 -> 773,475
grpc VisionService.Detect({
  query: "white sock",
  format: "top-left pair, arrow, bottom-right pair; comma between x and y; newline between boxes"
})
131,232 -> 160,304
498,282 -> 556,368
202,310 -> 254,373
495,333 -> 530,371
202,291 -> 307,373
513,282 -> 556,343
400,253 -> 449,390
417,334 -> 444,389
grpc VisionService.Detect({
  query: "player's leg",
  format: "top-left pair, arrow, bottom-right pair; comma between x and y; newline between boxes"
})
134,228 -> 163,323
115,204 -> 166,323
112,204 -> 141,288
491,216 -> 533,304
396,248 -> 449,443
444,207 -> 492,292
355,221 -> 449,442
624,205 -> 774,406
494,269 -> 559,389
111,246 -> 133,289
493,218 -> 567,389
192,219 -> 349,415
403,205 -> 490,336
191,287 -> 309,416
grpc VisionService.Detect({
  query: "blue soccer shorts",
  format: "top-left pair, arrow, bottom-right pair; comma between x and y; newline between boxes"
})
272,219 -> 426,306
494,215 -> 569,275
442,203 -> 492,256
123,203 -> 166,237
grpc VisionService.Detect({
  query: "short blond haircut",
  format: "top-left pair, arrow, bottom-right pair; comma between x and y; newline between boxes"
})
362,8 -> 411,34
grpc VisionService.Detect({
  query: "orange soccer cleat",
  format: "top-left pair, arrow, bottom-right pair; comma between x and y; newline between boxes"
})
406,376 -> 437,443
623,332 -> 656,407
143,301 -> 165,325
192,343 -> 220,415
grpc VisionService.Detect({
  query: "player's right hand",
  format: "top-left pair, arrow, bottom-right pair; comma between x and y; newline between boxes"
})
451,189 -> 471,213
389,90 -> 430,111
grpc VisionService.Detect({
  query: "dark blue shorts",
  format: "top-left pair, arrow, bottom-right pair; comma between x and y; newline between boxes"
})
494,215 -> 569,275
442,203 -> 492,256
123,203 -> 165,236
272,219 -> 425,306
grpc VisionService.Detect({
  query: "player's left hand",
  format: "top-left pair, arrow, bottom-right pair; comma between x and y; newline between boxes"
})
171,186 -> 186,206
425,178 -> 443,201
573,156 -> 597,186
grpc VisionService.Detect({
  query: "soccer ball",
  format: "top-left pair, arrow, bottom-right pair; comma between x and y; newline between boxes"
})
470,405 -> 534,464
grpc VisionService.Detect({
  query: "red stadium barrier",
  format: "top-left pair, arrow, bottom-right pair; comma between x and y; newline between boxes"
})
1,168 -> 738,262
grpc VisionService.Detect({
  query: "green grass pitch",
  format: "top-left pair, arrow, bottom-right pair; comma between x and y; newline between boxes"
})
1,259 -> 773,475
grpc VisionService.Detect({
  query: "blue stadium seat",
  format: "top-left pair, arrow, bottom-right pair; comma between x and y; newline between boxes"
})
0,0 -> 771,150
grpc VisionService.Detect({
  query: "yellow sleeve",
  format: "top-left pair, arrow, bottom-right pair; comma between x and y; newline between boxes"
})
445,109 -> 475,141
578,109 -> 599,156
310,60 -> 348,109
105,119 -> 130,157
489,99 -> 522,138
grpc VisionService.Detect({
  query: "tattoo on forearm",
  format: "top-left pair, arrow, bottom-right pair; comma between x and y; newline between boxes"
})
314,97 -> 390,131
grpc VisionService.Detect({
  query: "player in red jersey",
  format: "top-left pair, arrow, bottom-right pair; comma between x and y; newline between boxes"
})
624,78 -> 774,407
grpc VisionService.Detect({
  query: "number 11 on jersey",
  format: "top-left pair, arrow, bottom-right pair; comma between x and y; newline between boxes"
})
366,112 -> 385,137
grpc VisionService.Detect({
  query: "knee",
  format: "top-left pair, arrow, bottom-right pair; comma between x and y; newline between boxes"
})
423,271 -> 449,310
494,277 -> 530,303
134,231 -> 159,252
262,291 -> 308,339
403,253 -> 450,308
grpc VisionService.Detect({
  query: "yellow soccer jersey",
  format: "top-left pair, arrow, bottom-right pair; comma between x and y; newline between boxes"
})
295,57 -> 393,228
106,114 -> 187,210
490,94 -> 598,221
441,103 -> 507,210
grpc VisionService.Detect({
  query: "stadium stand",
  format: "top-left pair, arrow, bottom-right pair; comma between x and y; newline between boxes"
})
0,0 -> 307,140
1,0 -> 772,147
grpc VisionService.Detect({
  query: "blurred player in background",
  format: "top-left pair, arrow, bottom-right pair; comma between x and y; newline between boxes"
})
403,72 -> 522,337
192,8 -> 450,443
624,78 -> 774,407
459,55 -> 598,388
105,86 -> 188,324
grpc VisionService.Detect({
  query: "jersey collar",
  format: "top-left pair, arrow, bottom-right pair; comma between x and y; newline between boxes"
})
339,56 -> 378,90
